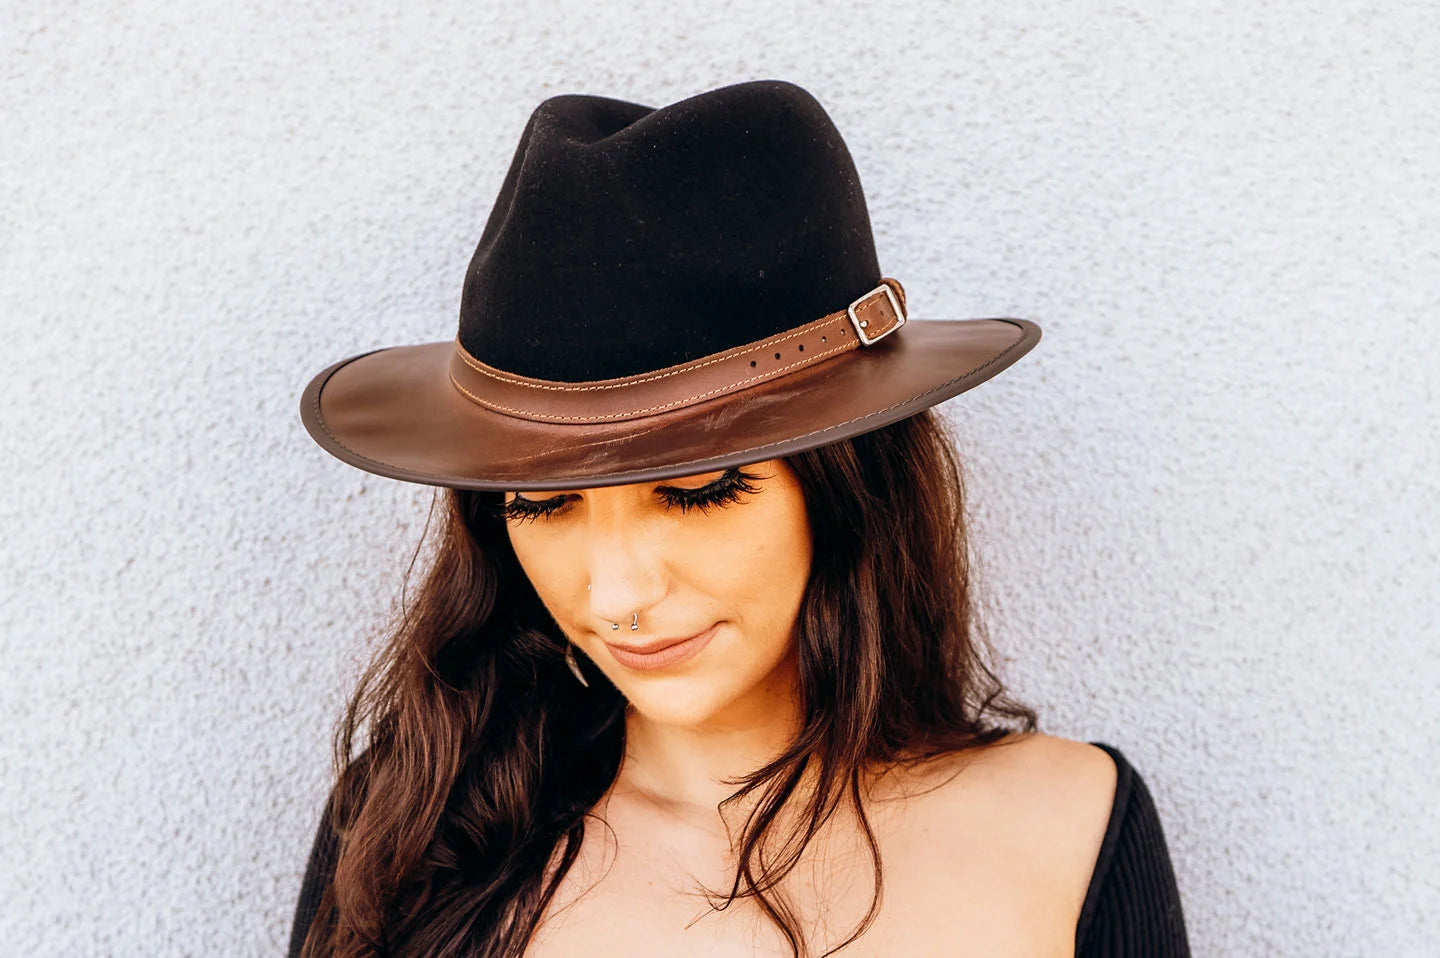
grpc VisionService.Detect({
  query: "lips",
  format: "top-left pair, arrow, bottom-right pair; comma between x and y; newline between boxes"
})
603,622 -> 720,671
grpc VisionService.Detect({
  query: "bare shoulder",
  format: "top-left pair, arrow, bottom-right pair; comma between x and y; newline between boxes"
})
978,733 -> 1120,919
982,731 -> 1118,810
962,731 -> 1117,851
895,730 -> 1117,806
881,731 -> 1120,920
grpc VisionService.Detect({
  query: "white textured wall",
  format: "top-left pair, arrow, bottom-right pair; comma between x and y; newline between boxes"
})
2,1 -> 1435,955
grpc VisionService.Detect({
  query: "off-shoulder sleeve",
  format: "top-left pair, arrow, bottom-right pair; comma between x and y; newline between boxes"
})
287,792 -> 340,958
1074,742 -> 1191,957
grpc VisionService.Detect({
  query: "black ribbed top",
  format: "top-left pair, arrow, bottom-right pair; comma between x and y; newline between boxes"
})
288,741 -> 1189,956
1077,742 -> 1191,956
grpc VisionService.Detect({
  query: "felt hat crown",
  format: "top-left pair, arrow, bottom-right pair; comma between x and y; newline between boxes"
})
299,79 -> 1040,490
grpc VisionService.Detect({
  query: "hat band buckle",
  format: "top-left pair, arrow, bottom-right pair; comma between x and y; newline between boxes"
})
847,282 -> 906,345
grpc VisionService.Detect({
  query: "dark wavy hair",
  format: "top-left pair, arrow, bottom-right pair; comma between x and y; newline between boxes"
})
295,407 -> 1039,957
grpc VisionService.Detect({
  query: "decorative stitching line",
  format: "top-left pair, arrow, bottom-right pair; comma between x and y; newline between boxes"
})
308,321 -> 1033,485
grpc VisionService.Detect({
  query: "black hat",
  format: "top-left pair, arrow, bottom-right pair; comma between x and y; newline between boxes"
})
299,79 -> 1040,490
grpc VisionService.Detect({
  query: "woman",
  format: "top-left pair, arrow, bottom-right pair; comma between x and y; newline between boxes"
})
288,79 -> 1190,957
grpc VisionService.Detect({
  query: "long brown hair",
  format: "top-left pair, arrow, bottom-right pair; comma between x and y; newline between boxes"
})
296,407 -> 1039,957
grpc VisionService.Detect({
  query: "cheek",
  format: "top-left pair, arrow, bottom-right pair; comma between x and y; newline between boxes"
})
674,493 -> 813,684
740,487 -> 813,600
723,513 -> 810,642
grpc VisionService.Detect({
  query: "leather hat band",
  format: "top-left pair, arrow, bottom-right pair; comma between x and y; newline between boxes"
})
447,278 -> 909,424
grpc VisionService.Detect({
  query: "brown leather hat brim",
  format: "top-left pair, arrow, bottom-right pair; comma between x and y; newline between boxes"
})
299,317 -> 1040,491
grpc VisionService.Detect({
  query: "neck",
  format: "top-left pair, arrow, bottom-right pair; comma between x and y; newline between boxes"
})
614,646 -> 805,826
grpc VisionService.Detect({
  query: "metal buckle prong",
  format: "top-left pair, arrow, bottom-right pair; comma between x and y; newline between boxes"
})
846,283 -> 907,346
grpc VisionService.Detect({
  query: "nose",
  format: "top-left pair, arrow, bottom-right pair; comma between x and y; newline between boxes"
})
588,583 -> 641,631
582,520 -> 664,633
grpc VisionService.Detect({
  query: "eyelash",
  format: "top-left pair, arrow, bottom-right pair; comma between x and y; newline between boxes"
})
498,467 -> 763,524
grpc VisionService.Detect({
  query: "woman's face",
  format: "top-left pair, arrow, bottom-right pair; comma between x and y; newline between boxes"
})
503,459 -> 813,729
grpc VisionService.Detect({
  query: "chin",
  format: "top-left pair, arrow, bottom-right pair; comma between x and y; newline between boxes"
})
617,675 -> 738,728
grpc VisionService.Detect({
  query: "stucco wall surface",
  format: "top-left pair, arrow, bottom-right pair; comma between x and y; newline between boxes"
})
2,1 -> 1436,955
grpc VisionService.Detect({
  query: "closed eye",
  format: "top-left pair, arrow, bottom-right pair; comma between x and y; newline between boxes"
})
498,467 -> 763,524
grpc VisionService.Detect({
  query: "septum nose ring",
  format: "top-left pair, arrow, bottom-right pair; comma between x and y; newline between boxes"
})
588,584 -> 639,630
